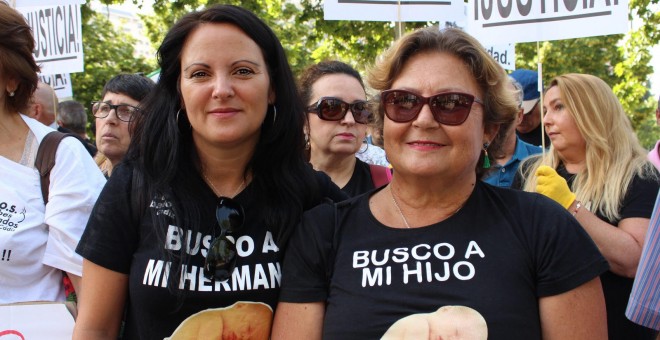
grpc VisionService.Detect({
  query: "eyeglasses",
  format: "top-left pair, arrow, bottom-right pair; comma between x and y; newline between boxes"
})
91,101 -> 140,122
203,197 -> 245,281
380,89 -> 483,125
307,97 -> 372,124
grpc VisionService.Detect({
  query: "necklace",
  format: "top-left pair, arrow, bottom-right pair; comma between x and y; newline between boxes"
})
202,172 -> 246,198
389,185 -> 468,229
389,185 -> 411,229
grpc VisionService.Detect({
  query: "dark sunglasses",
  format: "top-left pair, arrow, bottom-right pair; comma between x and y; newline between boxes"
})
380,89 -> 483,125
307,97 -> 372,124
203,197 -> 245,281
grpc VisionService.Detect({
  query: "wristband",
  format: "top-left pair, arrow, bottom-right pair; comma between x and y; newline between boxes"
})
572,201 -> 582,217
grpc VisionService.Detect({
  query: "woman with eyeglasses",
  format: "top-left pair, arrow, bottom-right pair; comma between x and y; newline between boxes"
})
517,73 -> 660,339
0,2 -> 105,304
273,27 -> 608,339
73,5 -> 345,340
300,60 -> 391,197
93,73 -> 155,177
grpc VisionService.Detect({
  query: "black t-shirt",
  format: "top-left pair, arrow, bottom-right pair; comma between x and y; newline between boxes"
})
557,165 -> 660,339
280,182 -> 608,339
76,163 -> 346,340
341,158 -> 376,197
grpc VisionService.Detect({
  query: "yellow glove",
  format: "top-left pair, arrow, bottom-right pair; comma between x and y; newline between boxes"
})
535,165 -> 576,209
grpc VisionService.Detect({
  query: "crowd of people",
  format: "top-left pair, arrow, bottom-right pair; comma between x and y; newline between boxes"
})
1,1 -> 660,339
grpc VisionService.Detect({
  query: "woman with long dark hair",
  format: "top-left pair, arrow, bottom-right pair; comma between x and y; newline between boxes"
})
73,5 -> 344,339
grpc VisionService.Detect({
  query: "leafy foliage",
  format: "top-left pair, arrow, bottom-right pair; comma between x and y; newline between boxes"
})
72,5 -> 154,138
88,0 -> 660,147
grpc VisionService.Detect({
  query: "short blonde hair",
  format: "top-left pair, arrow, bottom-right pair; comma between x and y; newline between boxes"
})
367,27 -> 518,178
521,73 -> 657,221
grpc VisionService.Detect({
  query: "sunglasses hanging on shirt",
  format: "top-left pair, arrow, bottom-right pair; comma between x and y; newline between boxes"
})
203,197 -> 245,281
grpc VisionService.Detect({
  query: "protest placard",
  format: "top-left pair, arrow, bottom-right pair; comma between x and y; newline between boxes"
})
15,0 -> 85,75
467,0 -> 628,43
324,0 -> 464,22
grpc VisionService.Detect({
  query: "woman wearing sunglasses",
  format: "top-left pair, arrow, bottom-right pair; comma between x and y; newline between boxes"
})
73,5 -> 345,340
517,73 -> 660,339
300,60 -> 390,197
273,27 -> 608,339
93,73 -> 155,177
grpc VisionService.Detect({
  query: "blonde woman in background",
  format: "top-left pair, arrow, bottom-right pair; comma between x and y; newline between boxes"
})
519,73 -> 660,339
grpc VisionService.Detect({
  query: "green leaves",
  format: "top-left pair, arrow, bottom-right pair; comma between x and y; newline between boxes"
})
80,0 -> 660,147
72,7 -> 155,139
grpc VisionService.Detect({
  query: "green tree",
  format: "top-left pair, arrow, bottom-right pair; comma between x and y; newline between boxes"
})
72,5 -> 155,138
105,0 -> 425,76
97,0 -> 660,146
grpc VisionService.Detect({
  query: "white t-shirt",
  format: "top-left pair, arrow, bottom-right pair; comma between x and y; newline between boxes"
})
0,114 -> 105,303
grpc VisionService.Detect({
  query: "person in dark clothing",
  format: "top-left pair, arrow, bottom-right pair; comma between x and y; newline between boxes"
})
519,73 -> 660,339
58,100 -> 97,157
73,5 -> 345,340
300,60 -> 389,197
273,27 -> 608,340
511,69 -> 550,148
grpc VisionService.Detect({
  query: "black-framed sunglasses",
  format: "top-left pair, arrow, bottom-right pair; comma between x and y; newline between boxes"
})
380,89 -> 484,125
91,101 -> 140,122
307,97 -> 372,124
203,197 -> 245,281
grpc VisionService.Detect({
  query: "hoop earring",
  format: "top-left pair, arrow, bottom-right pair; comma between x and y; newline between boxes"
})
176,109 -> 181,124
482,143 -> 491,169
272,105 -> 277,124
304,132 -> 310,150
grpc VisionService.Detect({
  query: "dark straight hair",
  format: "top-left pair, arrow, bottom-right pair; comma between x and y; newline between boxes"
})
126,4 -> 320,265
101,73 -> 155,103
298,60 -> 365,106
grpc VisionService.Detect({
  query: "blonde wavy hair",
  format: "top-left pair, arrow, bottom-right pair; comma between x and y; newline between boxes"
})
521,73 -> 656,221
94,152 -> 112,177
367,27 -> 518,178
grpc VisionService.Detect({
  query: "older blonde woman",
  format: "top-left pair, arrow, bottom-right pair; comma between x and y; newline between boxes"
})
519,73 -> 660,339
272,28 -> 608,339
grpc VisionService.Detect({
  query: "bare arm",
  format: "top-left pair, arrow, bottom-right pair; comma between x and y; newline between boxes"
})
72,260 -> 128,340
539,277 -> 607,340
572,200 -> 648,277
271,302 -> 325,340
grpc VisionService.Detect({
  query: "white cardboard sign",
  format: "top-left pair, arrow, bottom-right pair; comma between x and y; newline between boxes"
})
443,18 -> 516,71
16,2 -> 85,75
38,73 -> 73,99
0,303 -> 74,340
324,0 -> 464,22
466,0 -> 629,44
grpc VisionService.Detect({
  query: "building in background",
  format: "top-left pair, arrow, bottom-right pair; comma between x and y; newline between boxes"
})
90,1 -> 155,61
